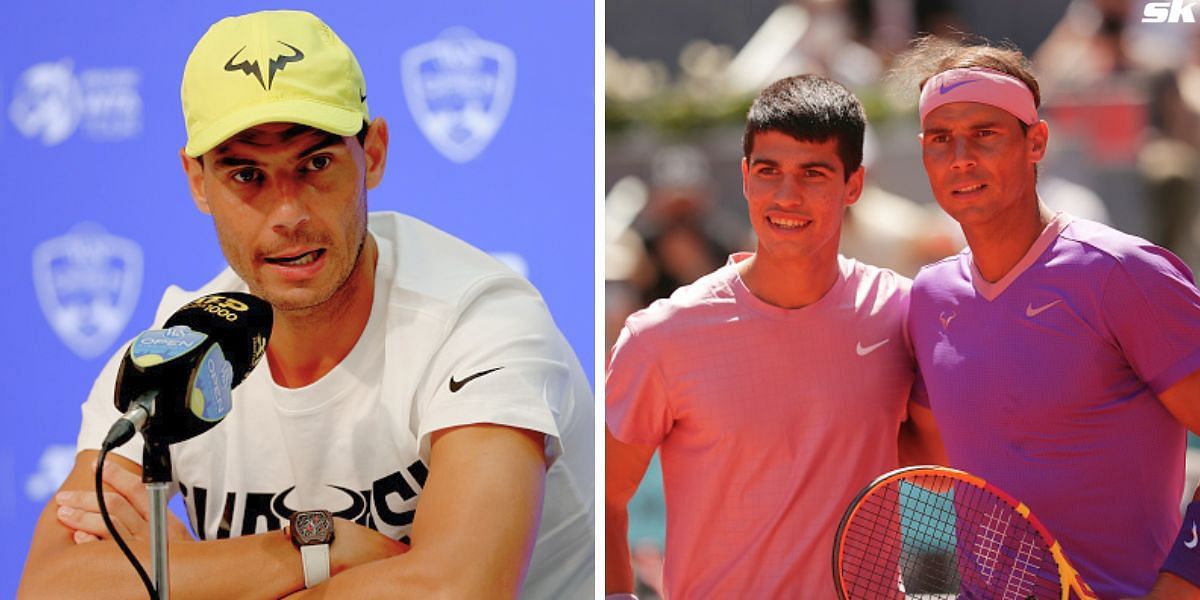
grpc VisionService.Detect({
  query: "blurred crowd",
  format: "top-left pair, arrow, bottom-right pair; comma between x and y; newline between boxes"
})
605,0 -> 1200,596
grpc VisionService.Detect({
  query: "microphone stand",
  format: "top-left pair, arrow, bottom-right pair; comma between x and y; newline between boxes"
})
143,438 -> 173,600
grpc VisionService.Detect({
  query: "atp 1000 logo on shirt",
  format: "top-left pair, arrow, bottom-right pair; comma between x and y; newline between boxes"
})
401,28 -> 516,164
8,59 -> 142,146
32,224 -> 143,359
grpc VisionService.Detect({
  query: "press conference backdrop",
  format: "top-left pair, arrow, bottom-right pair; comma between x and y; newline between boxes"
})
0,2 -> 594,592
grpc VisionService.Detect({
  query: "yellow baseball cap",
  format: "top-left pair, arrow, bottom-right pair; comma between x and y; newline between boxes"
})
181,10 -> 369,157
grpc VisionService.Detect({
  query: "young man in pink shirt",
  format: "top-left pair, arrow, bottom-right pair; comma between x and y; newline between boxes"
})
605,74 -> 945,598
902,38 -> 1200,598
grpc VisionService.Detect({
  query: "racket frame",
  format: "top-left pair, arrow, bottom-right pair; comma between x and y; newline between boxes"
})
831,465 -> 1097,600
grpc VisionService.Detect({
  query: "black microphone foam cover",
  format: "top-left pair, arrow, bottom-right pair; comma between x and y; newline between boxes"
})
163,292 -> 272,388
113,292 -> 272,445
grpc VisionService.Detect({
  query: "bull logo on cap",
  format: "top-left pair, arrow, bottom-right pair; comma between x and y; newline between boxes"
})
32,223 -> 142,359
401,28 -> 516,164
223,41 -> 306,91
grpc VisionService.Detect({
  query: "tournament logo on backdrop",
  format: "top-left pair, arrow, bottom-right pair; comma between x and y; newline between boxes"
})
32,224 -> 143,360
77,68 -> 143,140
401,28 -> 516,164
8,59 -> 142,146
8,59 -> 83,146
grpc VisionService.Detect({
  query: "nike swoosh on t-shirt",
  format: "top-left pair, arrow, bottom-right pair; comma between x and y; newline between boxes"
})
1025,299 -> 1063,317
449,367 -> 504,393
856,339 -> 890,356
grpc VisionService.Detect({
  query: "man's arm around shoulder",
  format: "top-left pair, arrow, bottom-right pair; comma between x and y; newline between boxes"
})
899,402 -> 946,467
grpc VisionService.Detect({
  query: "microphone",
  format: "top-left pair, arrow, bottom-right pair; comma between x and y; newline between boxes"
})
103,292 -> 272,450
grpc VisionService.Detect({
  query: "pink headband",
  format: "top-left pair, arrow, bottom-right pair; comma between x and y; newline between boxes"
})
919,67 -> 1038,126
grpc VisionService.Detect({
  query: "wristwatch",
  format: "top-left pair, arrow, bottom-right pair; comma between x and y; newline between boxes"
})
289,510 -> 334,588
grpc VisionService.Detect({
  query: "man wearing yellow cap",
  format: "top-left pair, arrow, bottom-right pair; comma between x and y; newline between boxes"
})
19,10 -> 593,599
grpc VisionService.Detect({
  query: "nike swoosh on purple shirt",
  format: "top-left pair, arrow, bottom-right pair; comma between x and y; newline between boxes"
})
939,79 -> 979,95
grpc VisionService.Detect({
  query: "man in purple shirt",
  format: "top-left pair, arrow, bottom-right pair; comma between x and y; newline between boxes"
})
900,37 -> 1200,598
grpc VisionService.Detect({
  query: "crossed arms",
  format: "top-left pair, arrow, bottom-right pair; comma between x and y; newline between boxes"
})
19,423 -> 547,599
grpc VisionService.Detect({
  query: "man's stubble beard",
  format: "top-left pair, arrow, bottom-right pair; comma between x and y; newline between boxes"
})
234,213 -> 369,316
272,227 -> 369,316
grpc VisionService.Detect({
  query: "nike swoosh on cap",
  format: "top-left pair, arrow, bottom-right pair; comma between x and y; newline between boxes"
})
449,366 -> 504,393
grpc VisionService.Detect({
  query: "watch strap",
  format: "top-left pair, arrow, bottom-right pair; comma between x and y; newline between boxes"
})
299,543 -> 331,588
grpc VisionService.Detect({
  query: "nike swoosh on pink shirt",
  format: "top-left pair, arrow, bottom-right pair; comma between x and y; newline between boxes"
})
856,339 -> 890,356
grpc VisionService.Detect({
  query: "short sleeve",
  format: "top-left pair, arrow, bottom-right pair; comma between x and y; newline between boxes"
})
75,282 -> 221,465
77,340 -> 143,463
605,324 -> 673,447
414,275 -> 576,466
1102,245 -> 1200,394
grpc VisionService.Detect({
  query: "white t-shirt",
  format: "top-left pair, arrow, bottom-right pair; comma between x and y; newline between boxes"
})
77,212 -> 594,599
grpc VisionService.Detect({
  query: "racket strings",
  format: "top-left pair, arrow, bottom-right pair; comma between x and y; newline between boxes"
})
837,473 -> 1063,599
1000,533 -> 1042,599
973,503 -> 1013,584
953,480 -> 1058,599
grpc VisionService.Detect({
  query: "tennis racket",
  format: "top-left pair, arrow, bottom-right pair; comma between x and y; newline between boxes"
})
832,465 -> 1097,600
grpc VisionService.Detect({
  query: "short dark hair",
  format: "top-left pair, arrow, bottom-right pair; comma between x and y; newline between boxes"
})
742,74 -> 866,181
197,120 -> 370,167
354,120 -> 369,146
917,43 -> 1040,108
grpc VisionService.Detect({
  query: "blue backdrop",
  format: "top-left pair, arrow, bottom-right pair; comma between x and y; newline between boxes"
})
0,2 -> 595,593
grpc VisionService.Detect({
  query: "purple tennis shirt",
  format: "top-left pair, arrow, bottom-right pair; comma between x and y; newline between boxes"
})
910,213 -> 1200,597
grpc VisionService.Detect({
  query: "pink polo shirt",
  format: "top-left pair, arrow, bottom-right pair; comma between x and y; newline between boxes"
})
607,254 -> 920,597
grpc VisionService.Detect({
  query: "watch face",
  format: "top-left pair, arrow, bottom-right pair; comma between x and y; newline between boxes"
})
291,510 -> 334,545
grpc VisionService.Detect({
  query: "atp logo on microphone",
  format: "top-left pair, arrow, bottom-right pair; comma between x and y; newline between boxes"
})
32,223 -> 143,360
401,28 -> 516,164
180,294 -> 251,322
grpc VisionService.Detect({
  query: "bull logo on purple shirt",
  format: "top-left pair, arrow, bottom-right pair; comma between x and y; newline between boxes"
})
939,310 -> 957,330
